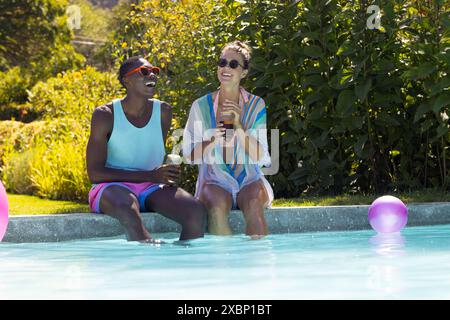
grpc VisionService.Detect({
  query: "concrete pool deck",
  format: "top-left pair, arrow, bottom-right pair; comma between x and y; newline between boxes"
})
3,202 -> 450,243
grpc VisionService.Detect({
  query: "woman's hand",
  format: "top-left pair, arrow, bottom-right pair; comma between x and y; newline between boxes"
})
222,99 -> 242,129
210,123 -> 227,145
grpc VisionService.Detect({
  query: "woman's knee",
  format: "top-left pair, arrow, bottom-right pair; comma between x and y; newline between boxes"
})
199,184 -> 232,212
238,182 -> 268,210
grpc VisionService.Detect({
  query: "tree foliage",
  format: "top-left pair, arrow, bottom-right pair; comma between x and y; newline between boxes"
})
0,0 -> 85,113
0,0 -> 84,73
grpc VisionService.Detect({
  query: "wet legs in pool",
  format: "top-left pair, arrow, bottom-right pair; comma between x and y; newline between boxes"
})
237,180 -> 269,237
99,185 -> 153,242
199,184 -> 233,235
100,185 -> 206,241
144,186 -> 207,241
200,181 -> 269,237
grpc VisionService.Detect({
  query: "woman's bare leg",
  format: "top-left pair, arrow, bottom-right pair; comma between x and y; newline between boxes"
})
236,180 -> 269,237
199,184 -> 233,235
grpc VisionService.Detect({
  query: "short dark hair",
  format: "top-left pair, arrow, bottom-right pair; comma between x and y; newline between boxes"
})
118,56 -> 144,87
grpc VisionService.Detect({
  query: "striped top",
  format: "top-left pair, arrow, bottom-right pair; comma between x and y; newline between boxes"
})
182,87 -> 273,205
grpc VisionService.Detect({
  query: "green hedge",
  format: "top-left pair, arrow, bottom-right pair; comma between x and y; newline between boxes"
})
233,0 -> 449,196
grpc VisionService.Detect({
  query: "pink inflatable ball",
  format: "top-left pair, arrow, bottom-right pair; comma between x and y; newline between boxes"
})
368,195 -> 408,233
0,181 -> 9,241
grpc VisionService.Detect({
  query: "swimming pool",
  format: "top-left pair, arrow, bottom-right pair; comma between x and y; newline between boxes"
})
1,224 -> 450,299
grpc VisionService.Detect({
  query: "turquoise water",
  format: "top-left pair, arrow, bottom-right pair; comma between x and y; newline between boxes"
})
1,224 -> 450,299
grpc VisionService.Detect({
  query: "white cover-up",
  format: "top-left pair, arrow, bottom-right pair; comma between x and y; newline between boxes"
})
182,88 -> 274,208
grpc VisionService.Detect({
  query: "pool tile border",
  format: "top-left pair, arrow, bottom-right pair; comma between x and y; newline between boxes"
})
2,203 -> 450,243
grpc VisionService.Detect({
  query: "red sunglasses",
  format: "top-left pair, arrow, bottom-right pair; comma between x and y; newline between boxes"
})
124,66 -> 160,77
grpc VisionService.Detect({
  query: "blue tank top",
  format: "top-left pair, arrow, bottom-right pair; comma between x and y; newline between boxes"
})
105,98 -> 165,171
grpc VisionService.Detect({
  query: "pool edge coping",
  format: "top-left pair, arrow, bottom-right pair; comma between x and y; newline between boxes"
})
3,202 -> 450,243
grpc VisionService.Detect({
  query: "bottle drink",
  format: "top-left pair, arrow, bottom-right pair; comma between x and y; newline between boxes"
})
166,154 -> 182,186
166,154 -> 182,165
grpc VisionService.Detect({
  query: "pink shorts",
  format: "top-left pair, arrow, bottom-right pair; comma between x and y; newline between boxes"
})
88,182 -> 165,213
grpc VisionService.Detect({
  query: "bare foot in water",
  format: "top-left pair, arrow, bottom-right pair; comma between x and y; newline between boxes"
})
139,238 -> 166,245
249,235 -> 265,240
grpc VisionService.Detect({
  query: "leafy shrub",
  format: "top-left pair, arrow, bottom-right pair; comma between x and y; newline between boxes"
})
68,0 -> 116,69
27,66 -> 123,123
2,148 -> 38,195
0,67 -> 32,106
0,103 -> 43,123
0,0 -> 70,69
71,0 -> 113,42
0,0 -> 86,109
29,132 -> 90,201
1,117 -> 90,200
0,120 -> 46,167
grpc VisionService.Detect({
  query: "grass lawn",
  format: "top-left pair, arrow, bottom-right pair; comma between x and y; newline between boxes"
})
7,194 -> 90,215
6,189 -> 450,216
273,189 -> 450,207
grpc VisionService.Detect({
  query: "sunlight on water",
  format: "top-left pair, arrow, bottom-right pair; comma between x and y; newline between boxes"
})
1,224 -> 450,299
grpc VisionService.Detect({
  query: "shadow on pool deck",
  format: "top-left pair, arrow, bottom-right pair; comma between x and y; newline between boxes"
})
3,203 -> 450,243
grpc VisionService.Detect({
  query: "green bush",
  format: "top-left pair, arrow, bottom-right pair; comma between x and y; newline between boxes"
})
2,148 -> 38,195
0,104 -> 43,123
0,0 -> 86,109
29,131 -> 90,201
27,66 -> 123,123
32,42 -> 86,81
1,117 -> 90,200
0,67 -> 32,107
0,67 -> 46,123
66,0 -> 115,69
0,120 -> 45,167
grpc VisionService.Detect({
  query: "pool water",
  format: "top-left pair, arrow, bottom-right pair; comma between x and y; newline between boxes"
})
1,224 -> 450,299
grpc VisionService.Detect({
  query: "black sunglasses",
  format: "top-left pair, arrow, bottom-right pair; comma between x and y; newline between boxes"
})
218,58 -> 245,69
